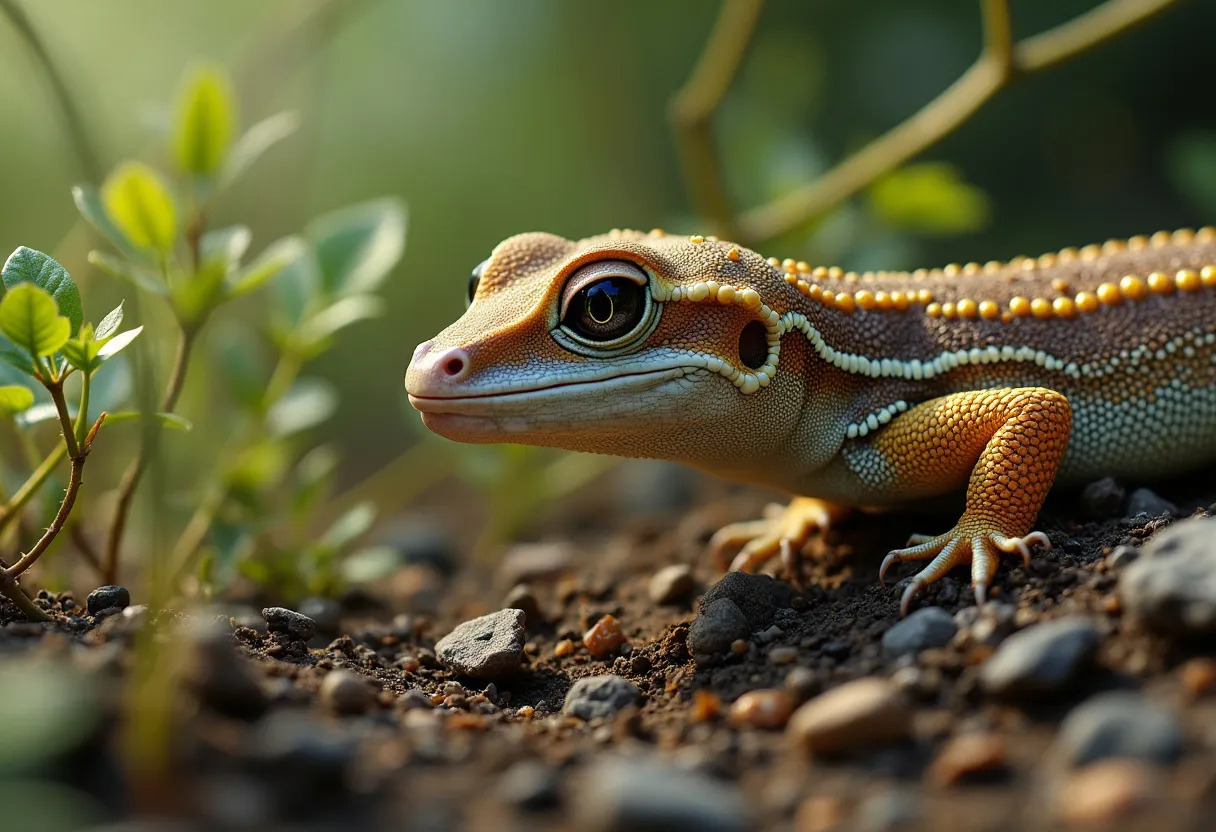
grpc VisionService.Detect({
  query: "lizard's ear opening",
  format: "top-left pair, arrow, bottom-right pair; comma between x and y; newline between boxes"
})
739,320 -> 768,369
554,259 -> 657,353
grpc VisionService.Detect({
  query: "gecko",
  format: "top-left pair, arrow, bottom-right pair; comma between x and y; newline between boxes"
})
405,227 -> 1216,614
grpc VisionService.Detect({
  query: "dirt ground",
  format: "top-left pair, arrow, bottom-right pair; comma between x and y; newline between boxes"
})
3,461 -> 1216,831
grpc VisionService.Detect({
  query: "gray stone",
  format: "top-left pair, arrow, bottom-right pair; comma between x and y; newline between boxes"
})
319,669 -> 376,715
296,597 -> 341,635
87,585 -> 130,615
882,607 -> 957,657
699,571 -> 792,629
502,583 -> 543,626
686,598 -> 750,660
261,606 -> 317,641
1120,516 -> 1216,635
435,608 -> 526,679
1126,487 -> 1178,518
576,756 -> 746,832
980,617 -> 1102,697
648,564 -> 695,605
563,675 -> 641,721
1055,692 -> 1183,767
1081,477 -> 1126,519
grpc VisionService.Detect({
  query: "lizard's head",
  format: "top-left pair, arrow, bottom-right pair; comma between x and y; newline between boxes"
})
406,230 -> 805,468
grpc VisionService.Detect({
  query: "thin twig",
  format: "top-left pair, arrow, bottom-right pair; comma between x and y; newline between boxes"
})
669,0 -> 765,240
677,0 -> 1180,245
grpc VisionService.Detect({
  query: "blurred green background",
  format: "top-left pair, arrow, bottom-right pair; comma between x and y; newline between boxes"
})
1,0 -> 1214,577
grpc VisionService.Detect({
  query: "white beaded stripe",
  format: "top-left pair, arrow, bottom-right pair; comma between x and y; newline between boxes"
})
846,400 -> 909,438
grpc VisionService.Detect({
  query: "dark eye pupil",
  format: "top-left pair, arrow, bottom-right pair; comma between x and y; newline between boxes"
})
564,277 -> 645,342
466,259 -> 489,307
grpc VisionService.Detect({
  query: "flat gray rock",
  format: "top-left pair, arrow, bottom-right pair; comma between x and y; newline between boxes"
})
563,675 -> 641,721
1055,692 -> 1183,767
1120,516 -> 1216,636
882,606 -> 957,657
980,617 -> 1101,697
687,598 -> 750,662
435,608 -> 526,679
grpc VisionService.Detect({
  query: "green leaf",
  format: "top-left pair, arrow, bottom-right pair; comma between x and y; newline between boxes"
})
72,185 -> 137,255
173,66 -> 235,178
227,235 -> 305,298
0,385 -> 34,414
868,162 -> 991,236
212,323 -> 267,411
0,343 -> 35,376
95,302 -> 124,341
2,247 -> 83,335
87,251 -> 167,295
101,162 -> 178,255
221,110 -> 300,187
96,326 -> 142,359
60,339 -> 98,372
266,377 -> 337,436
295,294 -> 384,351
201,225 -> 252,274
320,501 -> 375,550
101,411 -> 193,431
307,198 -> 406,297
0,284 -> 71,358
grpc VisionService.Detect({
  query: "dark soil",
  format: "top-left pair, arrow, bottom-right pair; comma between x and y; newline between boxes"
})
3,463 -> 1216,831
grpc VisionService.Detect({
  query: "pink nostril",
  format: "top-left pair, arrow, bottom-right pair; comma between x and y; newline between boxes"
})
443,356 -> 465,376
429,347 -> 470,381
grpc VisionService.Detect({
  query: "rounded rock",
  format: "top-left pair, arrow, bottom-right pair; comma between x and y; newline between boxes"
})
1120,516 -> 1216,636
787,677 -> 911,756
319,669 -> 376,715
563,675 -> 641,721
1054,692 -> 1183,767
648,564 -> 695,605
87,585 -> 130,616
1126,488 -> 1177,518
687,598 -> 750,661
881,607 -> 957,657
261,606 -> 317,641
698,571 -> 792,630
1080,477 -> 1126,519
435,608 -> 526,679
980,617 -> 1101,697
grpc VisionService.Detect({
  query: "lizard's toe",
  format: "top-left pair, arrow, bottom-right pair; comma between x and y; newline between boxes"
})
710,497 -> 845,576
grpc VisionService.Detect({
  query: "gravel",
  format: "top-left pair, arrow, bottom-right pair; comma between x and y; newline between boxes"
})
980,617 -> 1102,697
434,608 -> 526,679
319,670 -> 376,715
563,675 -> 641,721
881,606 -> 957,657
787,677 -> 912,756
576,757 -> 746,832
648,564 -> 695,605
698,571 -> 792,630
1120,516 -> 1216,636
686,598 -> 750,661
1054,692 -> 1183,767
262,607 -> 317,642
1126,487 -> 1178,518
87,585 -> 130,615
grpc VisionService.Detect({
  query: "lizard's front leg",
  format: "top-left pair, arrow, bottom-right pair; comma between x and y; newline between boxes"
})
862,387 -> 1072,614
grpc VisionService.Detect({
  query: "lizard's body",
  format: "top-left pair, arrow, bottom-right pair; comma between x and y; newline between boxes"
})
406,227 -> 1216,611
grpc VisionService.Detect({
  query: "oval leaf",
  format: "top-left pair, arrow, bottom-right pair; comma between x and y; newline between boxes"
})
173,66 -> 235,178
0,384 -> 34,414
227,235 -> 305,298
72,185 -> 137,255
307,198 -> 406,297
266,377 -> 337,436
102,411 -> 193,431
95,302 -> 124,341
2,247 -> 83,335
101,162 -> 178,255
0,284 -> 71,357
96,326 -> 143,359
221,110 -> 300,188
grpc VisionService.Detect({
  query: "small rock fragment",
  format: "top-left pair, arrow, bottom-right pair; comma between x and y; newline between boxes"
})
687,598 -> 750,661
1106,545 -> 1139,570
980,617 -> 1101,697
498,541 -> 575,586
262,606 -> 317,641
576,757 -> 746,832
319,669 -> 376,715
690,690 -> 722,722
1080,477 -> 1126,518
1180,657 -> 1216,699
1053,760 -> 1156,827
1054,692 -> 1183,767
648,564 -> 695,605
435,608 -> 526,679
768,646 -> 798,665
1126,487 -> 1177,518
503,583 -> 543,626
87,585 -> 130,615
1120,516 -> 1216,636
927,733 -> 1007,786
699,571 -> 792,630
728,689 -> 794,730
554,639 -> 575,658
788,677 -> 911,756
563,675 -> 641,721
584,615 -> 627,658
882,607 -> 957,657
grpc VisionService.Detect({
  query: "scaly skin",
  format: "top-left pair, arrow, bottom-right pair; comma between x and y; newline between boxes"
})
406,227 -> 1216,613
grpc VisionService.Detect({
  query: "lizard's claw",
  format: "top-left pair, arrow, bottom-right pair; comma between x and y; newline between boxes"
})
880,525 -> 1051,615
709,497 -> 845,577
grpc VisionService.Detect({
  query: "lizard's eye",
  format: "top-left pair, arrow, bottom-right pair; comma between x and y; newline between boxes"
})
559,260 -> 650,347
466,259 -> 489,307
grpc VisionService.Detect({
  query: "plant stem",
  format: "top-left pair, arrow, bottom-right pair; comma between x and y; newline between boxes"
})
102,325 -> 197,582
49,383 -> 79,460
74,370 -> 91,449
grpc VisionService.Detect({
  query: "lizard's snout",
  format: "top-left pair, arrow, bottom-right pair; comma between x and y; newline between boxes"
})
406,341 -> 472,400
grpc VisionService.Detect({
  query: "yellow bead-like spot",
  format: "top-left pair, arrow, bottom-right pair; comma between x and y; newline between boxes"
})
1101,239 -> 1125,255
727,247 -> 740,262
1052,296 -> 1076,319
1147,271 -> 1174,294
983,260 -> 1003,274
649,228 -> 666,237
943,263 -> 962,277
956,298 -> 978,318
812,266 -> 828,279
1096,283 -> 1121,305
916,288 -> 933,304
717,285 -> 736,304
1176,269 -> 1201,292
1075,292 -> 1099,313
978,300 -> 999,320
963,262 -> 981,275
1150,230 -> 1171,247
892,292 -> 910,311
1173,228 -> 1195,244
783,273 -> 798,284
827,266 -> 844,280
782,258 -> 796,272
925,302 -> 942,317
854,290 -> 876,310
1201,265 -> 1216,287
795,280 -> 809,295
1079,244 -> 1101,261
1008,296 -> 1031,317
1197,227 -> 1216,243
1127,235 -> 1149,250
1030,297 -> 1052,319
738,288 -> 762,309
941,302 -> 957,318
1038,253 -> 1058,268
834,292 -> 855,313
766,257 -> 781,268
1119,275 -> 1147,301
1057,247 -> 1079,262
689,235 -> 705,244
796,260 -> 810,273
1050,278 -> 1071,294
874,291 -> 891,309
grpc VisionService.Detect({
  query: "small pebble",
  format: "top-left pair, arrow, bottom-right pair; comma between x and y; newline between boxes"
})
980,617 -> 1101,697
554,639 -> 575,658
1120,516 -> 1216,636
698,571 -> 792,630
768,646 -> 797,665
319,669 -> 375,715
435,608 -> 526,679
584,615 -> 628,659
503,584 -> 543,626
1180,657 -> 1216,699
563,675 -> 641,721
787,677 -> 911,756
784,667 -> 818,701
1054,691 -> 1182,767
87,585 -> 130,616
1080,477 -> 1126,518
1054,760 -> 1156,827
690,690 -> 722,722
728,689 -> 793,730
1126,487 -> 1177,518
1106,545 -> 1139,570
261,606 -> 317,641
687,599 -> 750,661
882,607 -> 957,657
648,564 -> 695,605
927,733 -> 1007,786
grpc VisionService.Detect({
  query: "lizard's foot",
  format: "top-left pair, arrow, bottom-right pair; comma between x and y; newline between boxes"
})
879,524 -> 1051,615
709,497 -> 847,579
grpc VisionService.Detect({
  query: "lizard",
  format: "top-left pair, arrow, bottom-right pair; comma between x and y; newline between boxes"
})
405,226 -> 1216,614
